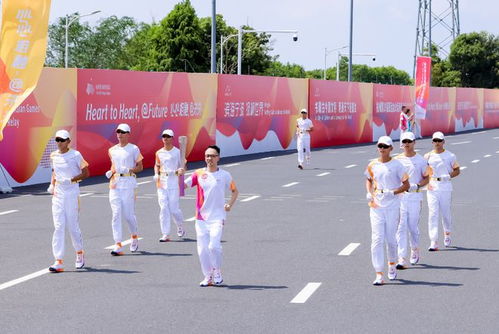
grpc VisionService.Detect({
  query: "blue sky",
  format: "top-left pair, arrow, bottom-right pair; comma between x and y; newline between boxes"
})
50,0 -> 498,75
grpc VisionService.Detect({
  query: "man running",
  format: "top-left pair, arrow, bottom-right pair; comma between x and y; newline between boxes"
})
296,108 -> 313,169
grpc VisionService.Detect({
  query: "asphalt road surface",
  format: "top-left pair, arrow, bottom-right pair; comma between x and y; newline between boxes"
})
1,129 -> 499,333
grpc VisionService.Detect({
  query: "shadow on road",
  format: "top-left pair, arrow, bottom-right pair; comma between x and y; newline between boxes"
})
130,251 -> 192,257
439,246 -> 499,253
413,263 -> 480,271
81,267 -> 140,274
223,284 -> 288,290
391,279 -> 463,287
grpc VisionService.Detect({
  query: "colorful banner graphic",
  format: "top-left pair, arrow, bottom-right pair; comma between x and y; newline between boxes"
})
483,88 -> 499,129
76,70 -> 217,174
309,80 -> 373,147
372,84 -> 414,141
420,87 -> 456,137
455,87 -> 483,132
414,56 -> 431,120
216,74 -> 308,156
0,68 -> 77,184
0,0 -> 51,141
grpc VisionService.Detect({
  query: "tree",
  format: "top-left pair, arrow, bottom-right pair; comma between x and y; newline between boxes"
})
264,61 -> 306,78
121,22 -> 159,71
432,60 -> 461,87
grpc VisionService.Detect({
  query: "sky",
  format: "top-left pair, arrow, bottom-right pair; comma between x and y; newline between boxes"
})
49,0 -> 498,76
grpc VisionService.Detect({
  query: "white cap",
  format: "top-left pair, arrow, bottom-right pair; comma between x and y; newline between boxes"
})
55,129 -> 70,140
377,135 -> 393,146
300,108 -> 308,114
162,129 -> 174,137
432,131 -> 445,140
116,123 -> 131,133
400,132 -> 416,141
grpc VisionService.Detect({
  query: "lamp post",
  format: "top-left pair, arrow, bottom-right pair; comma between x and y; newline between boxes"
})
65,10 -> 101,68
220,34 -> 238,74
348,0 -> 354,81
324,45 -> 348,80
210,0 -> 216,73
337,52 -> 376,81
237,27 -> 298,75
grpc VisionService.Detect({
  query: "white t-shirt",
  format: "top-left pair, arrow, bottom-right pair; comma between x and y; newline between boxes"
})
395,153 -> 428,201
365,158 -> 408,208
297,118 -> 313,138
155,146 -> 182,189
185,168 -> 236,221
424,149 -> 459,191
50,149 -> 88,193
108,143 -> 143,189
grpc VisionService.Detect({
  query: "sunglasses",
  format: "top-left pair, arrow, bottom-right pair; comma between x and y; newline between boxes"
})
116,130 -> 129,134
401,139 -> 414,144
205,154 -> 219,158
55,137 -> 68,142
432,139 -> 443,143
377,144 -> 391,149
162,135 -> 173,138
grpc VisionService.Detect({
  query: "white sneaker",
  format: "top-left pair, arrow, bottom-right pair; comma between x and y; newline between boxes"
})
387,264 -> 397,280
410,249 -> 420,265
213,270 -> 223,285
444,234 -> 451,247
159,235 -> 170,242
49,260 -> 64,273
372,273 -> 384,286
428,241 -> 439,252
396,258 -> 408,270
75,251 -> 85,269
177,226 -> 186,238
199,275 -> 213,287
130,236 -> 139,252
111,242 -> 124,256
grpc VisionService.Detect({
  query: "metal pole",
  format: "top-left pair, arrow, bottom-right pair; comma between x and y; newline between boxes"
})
237,26 -> 242,75
210,0 -> 216,73
336,51 -> 340,81
323,48 -> 327,80
429,0 -> 432,59
220,35 -> 224,74
65,15 -> 69,68
348,0 -> 353,81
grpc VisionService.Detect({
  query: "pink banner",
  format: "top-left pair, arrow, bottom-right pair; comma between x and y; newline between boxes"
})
415,56 -> 431,119
483,88 -> 499,129
420,87 -> 456,137
455,87 -> 483,131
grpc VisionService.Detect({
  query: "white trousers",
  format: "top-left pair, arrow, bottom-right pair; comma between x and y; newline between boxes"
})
157,187 -> 184,235
397,199 -> 422,260
297,135 -> 311,164
195,220 -> 224,277
109,187 -> 138,243
427,190 -> 452,242
370,200 -> 400,272
52,188 -> 83,260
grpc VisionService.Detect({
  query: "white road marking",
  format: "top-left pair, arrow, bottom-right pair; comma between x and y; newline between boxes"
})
0,210 -> 18,216
290,282 -> 322,304
316,172 -> 330,177
484,154 -> 492,158
451,141 -> 471,145
0,269 -> 49,291
460,166 -> 467,170
472,131 -> 486,135
240,195 -> 260,202
224,163 -> 240,167
137,180 -> 152,185
260,157 -> 274,160
471,159 -> 480,163
104,237 -> 144,250
79,192 -> 94,197
345,164 -> 357,169
186,216 -> 196,222
338,243 -> 360,256
493,137 -> 499,140
282,182 -> 299,188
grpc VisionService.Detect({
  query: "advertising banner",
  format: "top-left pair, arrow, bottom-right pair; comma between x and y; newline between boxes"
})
309,80 -> 373,147
0,0 -> 51,140
420,87 -> 456,137
0,68 -> 77,185
414,56 -> 431,120
76,70 -> 217,174
483,88 -> 499,129
455,87 -> 483,132
372,84 -> 414,141
216,74 -> 308,156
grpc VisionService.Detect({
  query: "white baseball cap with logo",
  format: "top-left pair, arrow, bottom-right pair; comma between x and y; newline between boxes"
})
116,123 -> 131,133
55,129 -> 70,140
377,135 -> 393,146
432,131 -> 445,140
400,132 -> 416,141
300,108 -> 308,114
162,129 -> 174,137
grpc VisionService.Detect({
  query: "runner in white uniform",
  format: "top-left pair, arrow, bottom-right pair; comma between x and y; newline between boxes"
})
47,130 -> 89,272
425,131 -> 460,251
185,145 -> 239,287
365,136 -> 409,285
394,132 -> 429,268
154,129 -> 186,242
105,123 -> 143,256
296,108 -> 313,169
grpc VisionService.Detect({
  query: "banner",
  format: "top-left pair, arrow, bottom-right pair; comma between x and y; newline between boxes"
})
420,87 -> 456,137
483,88 -> 499,129
414,56 -> 431,120
309,80 -> 373,147
455,87 -> 483,132
216,74 -> 308,156
76,70 -> 217,174
0,0 -> 51,141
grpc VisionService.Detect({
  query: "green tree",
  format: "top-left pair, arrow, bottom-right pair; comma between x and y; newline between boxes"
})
264,61 -> 306,78
122,22 -> 159,71
432,60 -> 461,87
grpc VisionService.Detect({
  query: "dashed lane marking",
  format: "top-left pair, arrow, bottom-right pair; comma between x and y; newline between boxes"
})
0,269 -> 49,292
224,163 -> 241,167
451,141 -> 472,145
137,180 -> 152,185
0,210 -> 19,216
79,193 -> 94,197
471,159 -> 480,163
290,282 -> 322,304
282,182 -> 299,188
460,166 -> 467,170
186,216 -> 196,222
345,164 -> 357,169
260,157 -> 274,160
240,195 -> 260,202
484,154 -> 492,158
338,243 -> 360,256
316,172 -> 330,177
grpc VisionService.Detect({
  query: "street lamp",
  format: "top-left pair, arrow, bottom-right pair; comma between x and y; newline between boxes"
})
220,34 -> 238,74
237,27 -> 298,75
324,45 -> 348,80
65,10 -> 101,68
337,52 -> 376,81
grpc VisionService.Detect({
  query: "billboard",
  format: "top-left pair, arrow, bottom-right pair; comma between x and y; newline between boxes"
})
483,88 -> 499,129
420,87 -> 456,137
455,87 -> 483,131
